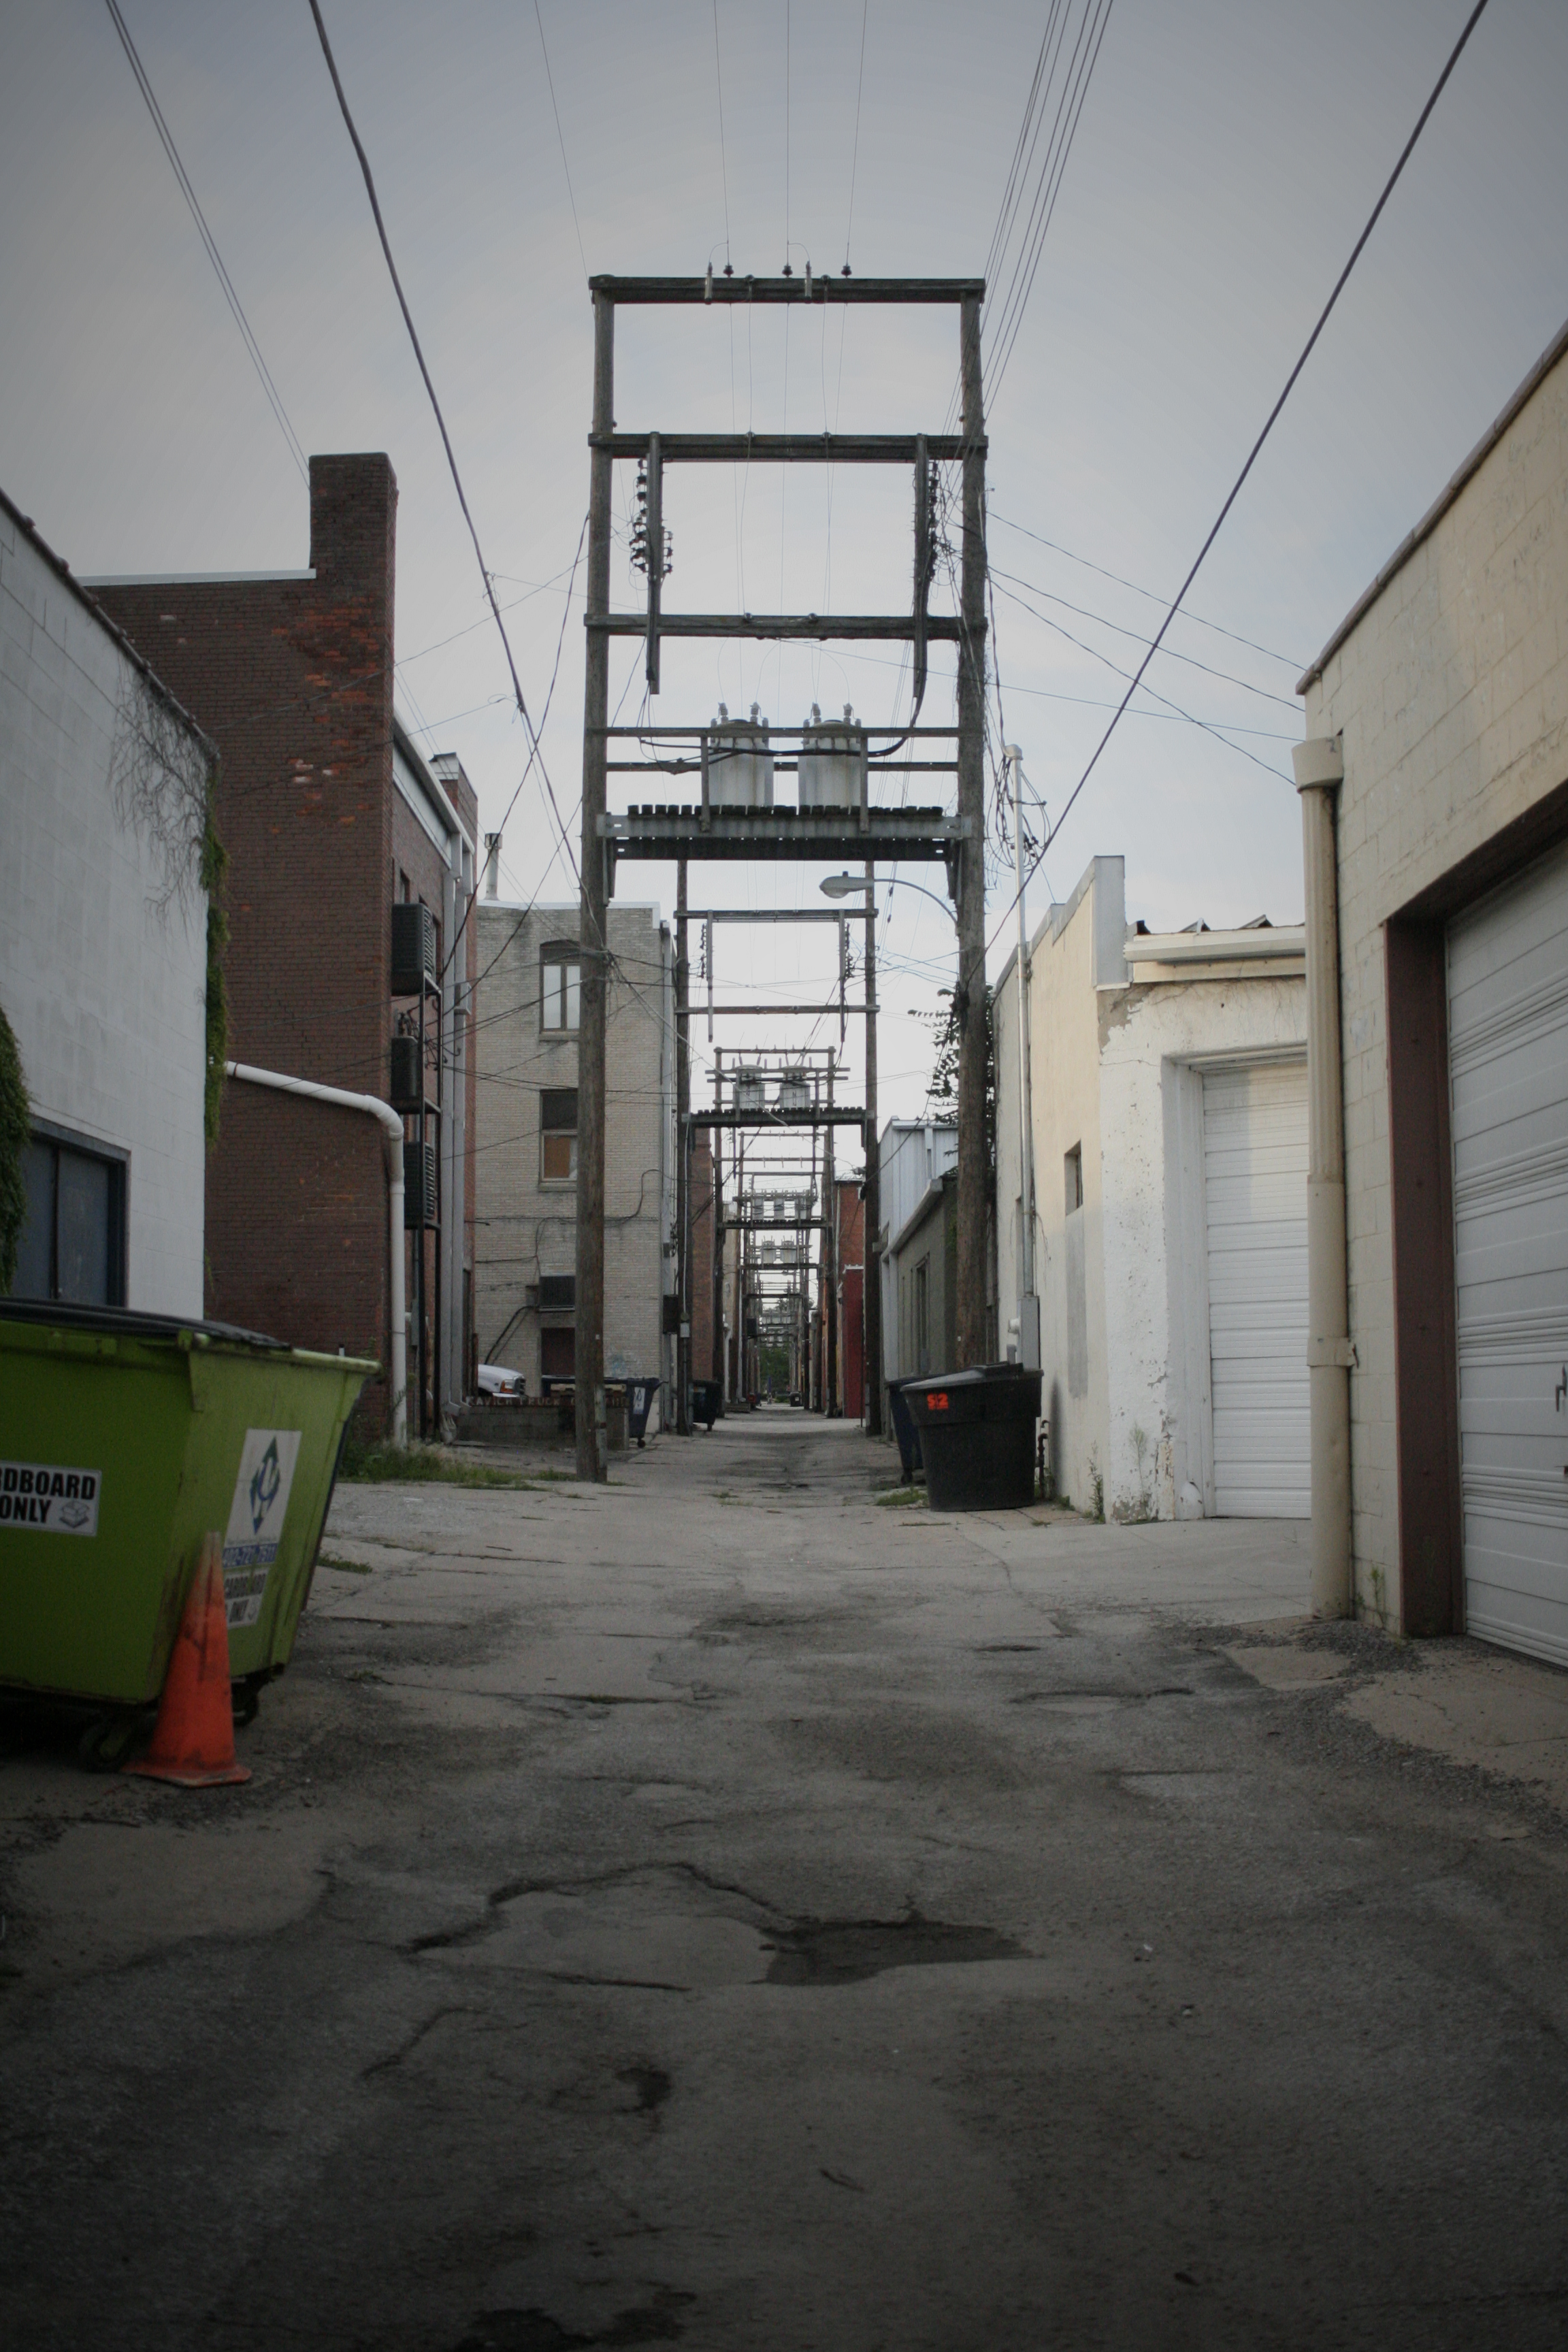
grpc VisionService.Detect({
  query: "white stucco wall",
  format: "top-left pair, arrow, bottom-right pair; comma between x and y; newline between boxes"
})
1302,331 -> 1568,1618
996,860 -> 1120,1513
0,505 -> 208,1316
997,854 -> 1307,1520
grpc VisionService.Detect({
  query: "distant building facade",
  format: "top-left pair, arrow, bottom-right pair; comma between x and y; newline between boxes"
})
877,1118 -> 959,1390
2,491 -> 212,1316
994,855 -> 1307,1522
88,455 -> 478,1433
472,894 -> 674,1407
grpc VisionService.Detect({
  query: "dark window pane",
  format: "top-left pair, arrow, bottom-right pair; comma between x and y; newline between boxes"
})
540,1089 -> 578,1133
56,1150 -> 111,1304
14,1143 -> 54,1299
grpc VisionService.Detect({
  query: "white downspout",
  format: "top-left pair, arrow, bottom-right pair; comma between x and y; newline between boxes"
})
225,1061 -> 407,1446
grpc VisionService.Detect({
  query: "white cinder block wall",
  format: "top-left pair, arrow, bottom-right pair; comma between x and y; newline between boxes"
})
0,502 -> 208,1317
1301,335 -> 1568,1620
996,857 -> 1306,1520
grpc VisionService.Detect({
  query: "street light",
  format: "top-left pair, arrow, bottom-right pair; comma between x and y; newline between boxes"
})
819,872 -> 955,921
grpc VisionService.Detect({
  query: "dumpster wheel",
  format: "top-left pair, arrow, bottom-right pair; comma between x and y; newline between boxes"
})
231,1677 -> 264,1729
78,1709 -> 154,1773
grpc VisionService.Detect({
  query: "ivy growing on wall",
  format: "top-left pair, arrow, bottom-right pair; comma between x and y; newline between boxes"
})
0,1004 -> 30,1295
921,981 -> 996,1181
200,786 -> 229,1152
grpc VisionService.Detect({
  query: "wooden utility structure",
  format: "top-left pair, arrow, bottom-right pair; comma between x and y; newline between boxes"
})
575,272 -> 987,1482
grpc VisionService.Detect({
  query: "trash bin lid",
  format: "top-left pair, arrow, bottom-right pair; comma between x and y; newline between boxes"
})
0,1296 -> 289,1350
902,1364 -> 1042,1425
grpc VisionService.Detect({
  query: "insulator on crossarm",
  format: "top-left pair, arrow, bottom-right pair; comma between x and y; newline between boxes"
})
704,263 -> 713,303
804,263 -> 812,299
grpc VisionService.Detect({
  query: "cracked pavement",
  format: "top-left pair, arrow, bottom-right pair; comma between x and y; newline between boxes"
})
3,1411 -> 1568,2349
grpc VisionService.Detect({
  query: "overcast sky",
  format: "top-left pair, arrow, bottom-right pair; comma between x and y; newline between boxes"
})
4,0 -> 1566,1131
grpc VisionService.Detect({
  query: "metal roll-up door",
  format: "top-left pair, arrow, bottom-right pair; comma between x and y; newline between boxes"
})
1448,838 -> 1568,1663
1203,1062 -> 1310,1517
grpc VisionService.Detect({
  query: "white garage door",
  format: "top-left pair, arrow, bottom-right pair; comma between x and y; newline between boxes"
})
1203,1062 -> 1310,1517
1448,838 -> 1568,1665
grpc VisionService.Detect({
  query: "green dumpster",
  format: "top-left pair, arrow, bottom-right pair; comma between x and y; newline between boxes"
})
0,1299 -> 375,1709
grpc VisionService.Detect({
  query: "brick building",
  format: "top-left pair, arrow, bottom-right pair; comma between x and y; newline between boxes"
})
472,891 -> 674,1407
687,1126 -> 717,1389
88,455 -> 477,1433
836,1175 -> 866,1422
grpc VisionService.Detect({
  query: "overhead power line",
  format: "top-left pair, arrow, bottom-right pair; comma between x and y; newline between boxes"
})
984,0 -> 1115,402
990,0 -> 1496,953
103,0 -> 308,483
308,0 -> 578,889
989,512 -> 1302,668
989,565 -> 1301,708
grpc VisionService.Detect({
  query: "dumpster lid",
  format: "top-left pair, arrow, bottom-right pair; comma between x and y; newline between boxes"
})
902,1363 -> 1038,1394
0,1296 -> 291,1350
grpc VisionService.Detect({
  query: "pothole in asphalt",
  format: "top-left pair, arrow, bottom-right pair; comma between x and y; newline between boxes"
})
453,2291 -> 693,2349
763,1907 -> 1022,1985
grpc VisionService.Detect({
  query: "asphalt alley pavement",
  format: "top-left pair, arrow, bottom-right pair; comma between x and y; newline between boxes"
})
3,1409 -> 1568,2351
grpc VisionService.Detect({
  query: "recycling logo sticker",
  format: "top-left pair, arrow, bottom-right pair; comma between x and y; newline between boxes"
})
223,1428 -> 301,1629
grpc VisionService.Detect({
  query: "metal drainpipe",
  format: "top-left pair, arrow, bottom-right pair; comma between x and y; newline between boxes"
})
225,1061 -> 408,1447
1292,737 -> 1354,1618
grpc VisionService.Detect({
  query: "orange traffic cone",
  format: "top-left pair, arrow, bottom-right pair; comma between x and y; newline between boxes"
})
125,1533 -> 251,1787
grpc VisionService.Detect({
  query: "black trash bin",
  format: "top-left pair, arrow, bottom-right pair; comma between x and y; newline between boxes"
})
691,1379 -> 721,1431
885,1377 -> 925,1483
902,1365 -> 1042,1511
627,1379 -> 660,1446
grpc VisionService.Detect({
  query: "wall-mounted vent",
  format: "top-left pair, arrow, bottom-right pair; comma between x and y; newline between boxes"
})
403,1141 -> 438,1228
391,902 -> 438,998
538,1273 -> 576,1311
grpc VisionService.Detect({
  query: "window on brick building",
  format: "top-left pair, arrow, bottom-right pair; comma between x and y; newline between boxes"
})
540,1089 -> 578,1184
540,943 -> 581,1032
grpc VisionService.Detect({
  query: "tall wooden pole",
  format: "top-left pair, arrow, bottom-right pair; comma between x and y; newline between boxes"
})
824,1061 -> 838,1414
863,860 -> 883,1431
712,1049 -> 725,1401
955,291 -> 989,1368
674,858 -> 691,1433
575,291 -> 615,1480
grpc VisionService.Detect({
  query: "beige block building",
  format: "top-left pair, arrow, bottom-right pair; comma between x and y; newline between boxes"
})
1299,317 -> 1568,1658
472,896 -> 674,1403
994,855 -> 1306,1522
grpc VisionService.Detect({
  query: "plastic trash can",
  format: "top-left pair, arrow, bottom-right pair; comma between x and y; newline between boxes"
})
902,1365 -> 1042,1512
0,1298 -> 375,1707
885,1378 -> 925,1482
691,1379 -> 720,1430
627,1378 -> 659,1446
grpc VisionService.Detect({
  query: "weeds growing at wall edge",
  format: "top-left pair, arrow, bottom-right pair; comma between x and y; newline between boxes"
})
339,1437 -> 536,1490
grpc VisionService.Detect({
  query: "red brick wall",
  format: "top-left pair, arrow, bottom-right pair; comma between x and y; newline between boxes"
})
688,1129 -> 715,1373
95,455 -> 405,1421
